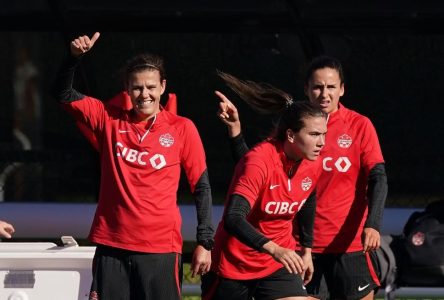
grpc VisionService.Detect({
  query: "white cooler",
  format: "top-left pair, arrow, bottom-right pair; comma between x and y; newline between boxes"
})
0,237 -> 95,300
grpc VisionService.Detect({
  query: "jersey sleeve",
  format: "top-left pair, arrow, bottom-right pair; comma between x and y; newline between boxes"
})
296,190 -> 316,248
229,152 -> 267,208
61,97 -> 106,134
180,119 -> 214,241
52,55 -> 106,134
229,133 -> 250,163
224,194 -> 270,251
180,118 -> 208,192
360,117 -> 385,174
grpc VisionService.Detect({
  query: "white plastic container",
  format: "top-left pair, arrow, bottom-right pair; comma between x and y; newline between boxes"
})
0,239 -> 95,300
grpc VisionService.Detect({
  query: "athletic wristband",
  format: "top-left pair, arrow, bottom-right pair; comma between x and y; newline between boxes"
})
198,238 -> 215,251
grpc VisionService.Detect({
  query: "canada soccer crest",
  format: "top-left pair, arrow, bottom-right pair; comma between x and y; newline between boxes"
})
337,134 -> 352,148
301,177 -> 312,191
159,133 -> 174,147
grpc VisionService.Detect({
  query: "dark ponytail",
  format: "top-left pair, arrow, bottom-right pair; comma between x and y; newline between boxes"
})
217,71 -> 292,115
218,71 -> 326,142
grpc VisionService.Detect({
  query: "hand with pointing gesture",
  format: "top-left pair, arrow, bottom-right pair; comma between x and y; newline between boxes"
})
215,90 -> 241,138
70,32 -> 101,57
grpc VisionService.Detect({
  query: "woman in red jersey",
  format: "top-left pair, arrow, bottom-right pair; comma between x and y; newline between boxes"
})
51,33 -> 214,300
202,72 -> 327,300
217,56 -> 388,300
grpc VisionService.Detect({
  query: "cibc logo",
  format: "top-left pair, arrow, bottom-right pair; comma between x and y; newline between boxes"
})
115,142 -> 166,169
264,199 -> 307,215
323,157 -> 352,172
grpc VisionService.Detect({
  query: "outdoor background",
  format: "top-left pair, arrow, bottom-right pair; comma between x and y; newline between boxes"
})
0,1 -> 443,299
1,1 -> 442,208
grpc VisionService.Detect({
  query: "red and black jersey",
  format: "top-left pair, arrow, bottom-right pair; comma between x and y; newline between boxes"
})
312,104 -> 384,253
61,96 -> 209,253
76,92 -> 177,151
212,140 -> 323,280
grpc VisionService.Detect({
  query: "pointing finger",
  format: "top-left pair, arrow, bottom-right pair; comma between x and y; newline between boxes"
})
89,32 -> 101,45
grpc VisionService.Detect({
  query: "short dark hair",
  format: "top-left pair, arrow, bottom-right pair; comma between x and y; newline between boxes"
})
304,55 -> 344,86
273,101 -> 326,141
124,53 -> 166,87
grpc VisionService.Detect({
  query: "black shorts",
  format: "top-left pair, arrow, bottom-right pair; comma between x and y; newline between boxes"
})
201,267 -> 307,300
306,251 -> 380,300
89,245 -> 182,300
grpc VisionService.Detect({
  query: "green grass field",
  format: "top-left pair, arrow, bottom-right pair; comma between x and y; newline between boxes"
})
183,263 -> 201,300
181,263 -> 444,300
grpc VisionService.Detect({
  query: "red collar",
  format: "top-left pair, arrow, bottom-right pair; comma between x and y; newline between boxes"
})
276,141 -> 302,178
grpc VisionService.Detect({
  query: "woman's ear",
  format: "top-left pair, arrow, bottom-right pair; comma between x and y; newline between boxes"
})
286,129 -> 294,143
161,79 -> 166,95
340,83 -> 345,97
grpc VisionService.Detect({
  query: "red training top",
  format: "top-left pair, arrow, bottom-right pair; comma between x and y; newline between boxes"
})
62,96 -> 207,253
212,140 -> 322,280
311,104 -> 384,253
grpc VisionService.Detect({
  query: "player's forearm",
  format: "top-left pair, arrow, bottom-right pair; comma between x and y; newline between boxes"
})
193,169 -> 214,242
227,120 -> 241,138
224,194 -> 270,251
297,190 -> 316,248
299,247 -> 312,256
365,163 -> 388,230
229,133 -> 250,163
51,55 -> 85,103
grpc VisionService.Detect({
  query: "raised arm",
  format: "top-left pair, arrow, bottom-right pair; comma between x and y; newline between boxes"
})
70,32 -> 101,57
215,90 -> 241,138
215,90 -> 249,162
51,32 -> 101,103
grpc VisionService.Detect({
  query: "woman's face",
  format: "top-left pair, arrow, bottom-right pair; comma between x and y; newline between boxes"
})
304,67 -> 344,114
285,116 -> 327,161
127,69 -> 166,121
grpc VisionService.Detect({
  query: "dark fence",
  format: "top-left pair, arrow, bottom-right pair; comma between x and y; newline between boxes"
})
1,146 -> 442,207
1,29 -> 443,208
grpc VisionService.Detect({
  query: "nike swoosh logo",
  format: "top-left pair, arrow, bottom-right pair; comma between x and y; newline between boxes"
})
358,283 -> 370,291
119,130 -> 131,133
269,184 -> 280,190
